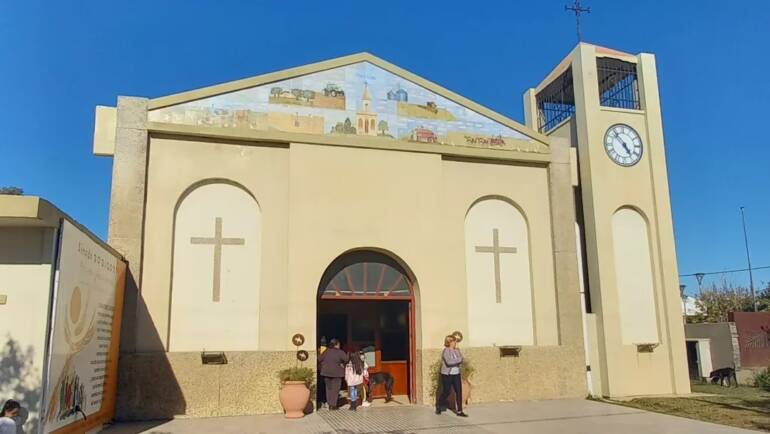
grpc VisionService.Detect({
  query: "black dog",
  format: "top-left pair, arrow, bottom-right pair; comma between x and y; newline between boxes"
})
709,367 -> 738,387
366,372 -> 394,402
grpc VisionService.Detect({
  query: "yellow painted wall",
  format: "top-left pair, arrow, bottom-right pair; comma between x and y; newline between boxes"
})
138,137 -> 562,353
0,226 -> 54,431
140,136 -> 290,352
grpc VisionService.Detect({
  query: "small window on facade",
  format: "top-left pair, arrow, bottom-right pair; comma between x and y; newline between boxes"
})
597,57 -> 641,110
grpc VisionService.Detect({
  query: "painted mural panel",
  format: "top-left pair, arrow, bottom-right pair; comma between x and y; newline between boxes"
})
149,62 -> 546,153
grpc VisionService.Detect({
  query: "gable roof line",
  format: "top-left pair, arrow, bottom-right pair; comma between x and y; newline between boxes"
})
148,52 -> 549,145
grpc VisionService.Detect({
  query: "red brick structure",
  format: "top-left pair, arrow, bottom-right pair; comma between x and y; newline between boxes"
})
729,312 -> 770,368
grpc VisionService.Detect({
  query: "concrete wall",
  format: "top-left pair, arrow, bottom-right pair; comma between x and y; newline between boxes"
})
138,136 -> 567,352
0,226 -> 55,432
109,132 -> 586,419
685,323 -> 739,372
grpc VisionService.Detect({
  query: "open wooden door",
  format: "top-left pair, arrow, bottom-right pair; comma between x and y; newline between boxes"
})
317,251 -> 416,403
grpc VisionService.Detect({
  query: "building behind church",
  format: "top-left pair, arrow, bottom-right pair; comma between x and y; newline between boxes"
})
92,43 -> 690,419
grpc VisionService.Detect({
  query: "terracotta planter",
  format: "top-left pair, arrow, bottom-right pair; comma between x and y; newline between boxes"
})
279,381 -> 310,419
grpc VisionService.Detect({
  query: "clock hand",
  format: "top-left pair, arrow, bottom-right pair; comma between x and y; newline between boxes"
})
619,139 -> 632,156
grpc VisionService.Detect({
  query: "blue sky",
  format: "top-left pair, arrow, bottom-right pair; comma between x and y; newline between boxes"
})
1,1 -> 768,293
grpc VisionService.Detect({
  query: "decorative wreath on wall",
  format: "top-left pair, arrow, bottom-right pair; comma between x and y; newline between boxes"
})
292,333 -> 305,347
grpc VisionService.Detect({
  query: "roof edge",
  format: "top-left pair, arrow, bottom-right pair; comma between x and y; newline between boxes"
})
534,43 -> 638,93
147,52 -> 549,145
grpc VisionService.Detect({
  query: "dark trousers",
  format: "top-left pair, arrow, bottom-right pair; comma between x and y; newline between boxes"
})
324,376 -> 343,408
317,375 -> 326,405
437,373 -> 463,412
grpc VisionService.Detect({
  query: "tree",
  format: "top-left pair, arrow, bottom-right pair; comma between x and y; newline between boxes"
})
270,87 -> 283,99
377,120 -> 389,135
0,186 -> 23,195
757,281 -> 770,311
291,88 -> 303,100
302,89 -> 315,102
690,280 -> 761,323
343,117 -> 356,134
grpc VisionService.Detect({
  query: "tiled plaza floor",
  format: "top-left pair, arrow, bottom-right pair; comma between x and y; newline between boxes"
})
104,398 -> 759,434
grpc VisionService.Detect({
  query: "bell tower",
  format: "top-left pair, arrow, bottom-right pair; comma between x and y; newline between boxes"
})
523,43 -> 690,397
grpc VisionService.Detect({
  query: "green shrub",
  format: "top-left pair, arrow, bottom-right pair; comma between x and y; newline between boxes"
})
277,367 -> 315,386
752,367 -> 770,391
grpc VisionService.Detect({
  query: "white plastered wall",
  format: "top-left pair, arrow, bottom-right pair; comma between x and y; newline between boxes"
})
0,227 -> 54,432
169,183 -> 261,351
611,208 -> 658,345
464,198 -> 534,346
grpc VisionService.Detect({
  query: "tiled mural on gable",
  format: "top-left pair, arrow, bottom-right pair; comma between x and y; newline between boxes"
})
149,62 -> 546,153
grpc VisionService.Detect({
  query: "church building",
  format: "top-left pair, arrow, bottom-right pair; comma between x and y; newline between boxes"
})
92,43 -> 690,419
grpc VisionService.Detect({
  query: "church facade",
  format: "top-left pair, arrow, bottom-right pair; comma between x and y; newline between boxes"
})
93,43 -> 689,419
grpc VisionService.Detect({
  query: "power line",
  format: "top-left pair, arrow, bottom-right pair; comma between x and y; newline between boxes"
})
680,265 -> 770,278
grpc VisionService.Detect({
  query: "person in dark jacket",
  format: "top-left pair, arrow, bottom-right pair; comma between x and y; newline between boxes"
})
318,338 -> 348,410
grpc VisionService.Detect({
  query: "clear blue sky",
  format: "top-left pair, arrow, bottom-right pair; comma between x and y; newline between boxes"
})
1,1 -> 768,292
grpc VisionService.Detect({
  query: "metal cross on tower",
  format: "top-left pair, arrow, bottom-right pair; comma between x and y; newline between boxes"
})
565,0 -> 591,42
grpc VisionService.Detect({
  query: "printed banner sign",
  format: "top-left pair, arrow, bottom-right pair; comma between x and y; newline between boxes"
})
40,220 -> 125,434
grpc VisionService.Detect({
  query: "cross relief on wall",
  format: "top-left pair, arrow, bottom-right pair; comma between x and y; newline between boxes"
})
475,228 -> 517,303
190,217 -> 245,302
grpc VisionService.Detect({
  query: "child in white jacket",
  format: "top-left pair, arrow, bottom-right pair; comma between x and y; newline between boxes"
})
344,351 -> 369,411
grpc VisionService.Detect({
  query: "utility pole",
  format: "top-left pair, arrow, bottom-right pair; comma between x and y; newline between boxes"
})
565,0 -> 591,42
740,206 -> 757,312
679,284 -> 687,323
695,272 -> 705,297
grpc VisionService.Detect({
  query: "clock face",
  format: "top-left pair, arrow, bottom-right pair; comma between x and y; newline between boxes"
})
604,124 -> 643,166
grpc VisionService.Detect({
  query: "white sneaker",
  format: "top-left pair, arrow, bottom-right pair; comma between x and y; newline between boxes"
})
361,401 -> 371,407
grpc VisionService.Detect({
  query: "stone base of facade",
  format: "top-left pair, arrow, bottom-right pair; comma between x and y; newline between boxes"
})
419,346 -> 587,405
115,351 -> 310,420
116,346 -> 586,420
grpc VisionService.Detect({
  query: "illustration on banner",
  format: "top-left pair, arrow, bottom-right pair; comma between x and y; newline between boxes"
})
45,285 -> 96,423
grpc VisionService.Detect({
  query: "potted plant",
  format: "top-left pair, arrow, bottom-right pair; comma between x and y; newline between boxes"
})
459,359 -> 475,405
277,367 -> 314,418
429,357 -> 475,409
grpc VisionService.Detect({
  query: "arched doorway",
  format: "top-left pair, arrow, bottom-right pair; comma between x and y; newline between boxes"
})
317,250 -> 416,403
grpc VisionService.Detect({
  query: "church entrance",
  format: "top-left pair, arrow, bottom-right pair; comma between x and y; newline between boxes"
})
316,251 -> 416,403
